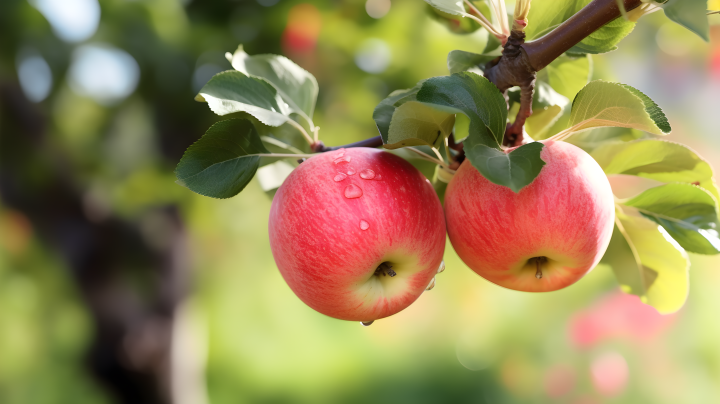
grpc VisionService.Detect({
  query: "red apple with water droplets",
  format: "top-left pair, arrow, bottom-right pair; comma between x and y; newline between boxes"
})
269,148 -> 446,322
444,140 -> 615,292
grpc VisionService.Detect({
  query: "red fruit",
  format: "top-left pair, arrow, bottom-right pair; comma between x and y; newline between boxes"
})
444,140 -> 615,292
269,148 -> 446,321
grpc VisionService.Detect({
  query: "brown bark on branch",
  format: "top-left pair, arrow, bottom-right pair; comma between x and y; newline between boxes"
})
523,0 -> 644,71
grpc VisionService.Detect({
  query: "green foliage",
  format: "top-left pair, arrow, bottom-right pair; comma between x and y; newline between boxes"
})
417,73 -> 507,145
386,101 -> 455,149
419,72 -> 545,192
423,0 -> 473,19
195,71 -> 292,126
605,214 -> 690,314
525,0 -> 635,55
175,119 -> 271,199
372,83 -> 424,144
536,54 -> 593,100
622,184 -> 720,254
556,81 -> 671,139
446,49 -> 500,74
426,4 -> 482,34
591,139 -> 719,200
227,45 -> 319,119
462,141 -> 546,193
663,0 -> 710,41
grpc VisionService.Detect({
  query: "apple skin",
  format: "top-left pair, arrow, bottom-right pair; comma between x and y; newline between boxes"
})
444,140 -> 615,292
268,148 -> 446,321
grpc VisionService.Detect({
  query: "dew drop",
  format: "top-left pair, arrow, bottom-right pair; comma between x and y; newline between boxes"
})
426,277 -> 436,291
346,167 -> 356,175
333,173 -> 347,182
375,174 -> 383,180
361,321 -> 374,326
344,184 -> 363,199
360,220 -> 370,230
359,169 -> 376,180
437,260 -> 445,274
334,156 -> 352,164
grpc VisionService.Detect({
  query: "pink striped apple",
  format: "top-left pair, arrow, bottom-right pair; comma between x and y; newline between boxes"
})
444,140 -> 614,292
269,148 -> 446,322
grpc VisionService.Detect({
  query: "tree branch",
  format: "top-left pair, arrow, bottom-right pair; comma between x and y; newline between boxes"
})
523,0 -> 643,71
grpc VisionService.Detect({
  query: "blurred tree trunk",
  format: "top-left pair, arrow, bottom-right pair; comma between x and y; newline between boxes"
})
0,81 -> 194,404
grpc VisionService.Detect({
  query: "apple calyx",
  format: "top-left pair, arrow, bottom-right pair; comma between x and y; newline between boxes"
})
374,262 -> 397,277
534,256 -> 547,279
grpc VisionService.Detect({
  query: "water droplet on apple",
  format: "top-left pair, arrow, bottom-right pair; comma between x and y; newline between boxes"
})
335,148 -> 345,157
361,321 -> 374,326
344,184 -> 363,199
360,220 -> 369,230
375,174 -> 383,180
437,260 -> 445,274
334,156 -> 352,164
346,167 -> 356,175
333,173 -> 347,182
426,277 -> 436,291
359,169 -> 376,179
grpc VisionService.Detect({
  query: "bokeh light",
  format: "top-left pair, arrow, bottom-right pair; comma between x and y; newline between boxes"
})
29,0 -> 100,43
16,48 -> 53,103
67,44 -> 140,105
366,0 -> 392,19
355,38 -> 392,74
282,3 -> 322,54
590,351 -> 629,396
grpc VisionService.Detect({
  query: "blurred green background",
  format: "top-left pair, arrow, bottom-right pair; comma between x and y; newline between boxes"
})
1,0 -> 720,403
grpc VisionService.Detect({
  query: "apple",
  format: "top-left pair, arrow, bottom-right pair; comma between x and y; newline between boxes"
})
444,140 -> 614,292
268,147 -> 446,322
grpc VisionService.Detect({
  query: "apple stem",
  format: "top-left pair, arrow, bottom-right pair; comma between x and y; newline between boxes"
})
375,262 -> 397,277
361,321 -> 374,326
535,256 -> 546,279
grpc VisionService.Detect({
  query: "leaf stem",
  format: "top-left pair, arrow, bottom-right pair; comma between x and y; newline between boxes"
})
464,0 -> 505,39
286,119 -> 315,146
406,147 -> 445,165
257,153 -> 316,158
431,146 -> 446,164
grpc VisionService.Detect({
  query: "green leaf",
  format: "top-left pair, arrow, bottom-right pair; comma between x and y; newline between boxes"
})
663,0 -> 710,42
462,141 -> 546,192
195,71 -> 292,127
567,17 -> 636,54
227,44 -> 319,117
558,81 -> 671,139
417,72 -> 507,146
536,54 -> 592,100
255,160 -> 296,198
424,0 -> 472,18
446,49 -> 500,74
235,112 -> 311,155
427,4 -> 481,34
175,119 -> 270,199
609,212 -> 689,314
622,183 -> 720,254
565,127 -> 647,153
385,101 -> 456,149
591,139 -> 720,201
525,104 -> 564,140
373,84 -> 423,144
526,0 -> 635,55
